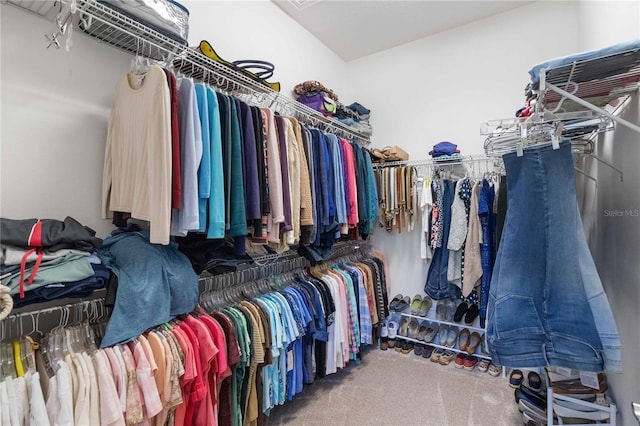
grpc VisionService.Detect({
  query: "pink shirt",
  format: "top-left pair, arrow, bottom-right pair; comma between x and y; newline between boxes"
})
171,325 -> 196,426
94,350 -> 125,426
185,316 -> 218,426
104,347 -> 127,413
130,339 -> 163,419
340,138 -> 359,227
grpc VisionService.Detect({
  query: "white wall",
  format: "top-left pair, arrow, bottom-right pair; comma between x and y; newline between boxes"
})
0,0 -> 353,238
182,0 -> 354,102
351,1 -> 581,300
576,2 -> 640,424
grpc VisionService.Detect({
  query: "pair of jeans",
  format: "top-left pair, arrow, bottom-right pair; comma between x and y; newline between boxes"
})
487,142 -> 621,372
425,180 -> 460,300
478,179 -> 496,328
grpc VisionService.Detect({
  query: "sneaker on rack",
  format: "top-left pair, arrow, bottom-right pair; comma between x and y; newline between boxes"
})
487,363 -> 502,377
477,359 -> 490,373
454,353 -> 467,369
463,356 -> 478,371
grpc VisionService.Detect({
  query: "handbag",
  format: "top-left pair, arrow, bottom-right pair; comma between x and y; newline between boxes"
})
371,146 -> 409,162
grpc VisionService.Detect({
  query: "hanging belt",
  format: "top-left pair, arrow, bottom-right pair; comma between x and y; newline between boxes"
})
406,166 -> 416,232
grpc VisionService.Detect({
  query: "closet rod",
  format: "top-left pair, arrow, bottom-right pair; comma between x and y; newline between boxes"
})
49,0 -> 371,145
371,154 -> 493,169
199,240 -> 370,292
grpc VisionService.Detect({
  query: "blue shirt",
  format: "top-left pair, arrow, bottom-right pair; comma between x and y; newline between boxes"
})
206,87 -> 225,239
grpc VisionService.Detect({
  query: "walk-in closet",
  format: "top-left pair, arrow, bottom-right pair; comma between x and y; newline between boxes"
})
1,1 -> 639,425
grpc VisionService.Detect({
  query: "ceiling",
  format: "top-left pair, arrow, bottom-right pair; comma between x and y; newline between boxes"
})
272,0 -> 536,61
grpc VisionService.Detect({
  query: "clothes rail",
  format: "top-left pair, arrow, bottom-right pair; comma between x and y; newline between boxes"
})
5,0 -> 371,145
199,240 -> 370,293
1,297 -> 108,342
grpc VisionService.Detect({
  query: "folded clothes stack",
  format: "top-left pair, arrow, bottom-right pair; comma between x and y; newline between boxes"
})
429,141 -> 461,159
0,217 -> 105,309
335,102 -> 373,135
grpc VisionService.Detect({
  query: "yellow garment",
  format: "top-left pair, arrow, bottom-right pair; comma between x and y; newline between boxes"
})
12,340 -> 24,377
287,118 -> 314,227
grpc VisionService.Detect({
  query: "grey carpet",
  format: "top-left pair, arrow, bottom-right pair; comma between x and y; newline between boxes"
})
265,347 -> 521,425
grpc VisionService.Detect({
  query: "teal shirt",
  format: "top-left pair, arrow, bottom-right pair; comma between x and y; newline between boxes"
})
229,100 -> 247,237
206,87 -> 225,238
194,83 -> 211,232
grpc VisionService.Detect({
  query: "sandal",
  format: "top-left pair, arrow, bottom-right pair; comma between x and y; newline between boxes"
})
398,316 -> 410,337
430,348 -> 445,363
408,318 -> 420,339
198,40 -> 281,92
389,294 -> 404,311
417,321 -> 428,341
410,294 -> 423,315
424,322 -> 439,343
417,296 -> 432,317
439,350 -> 456,365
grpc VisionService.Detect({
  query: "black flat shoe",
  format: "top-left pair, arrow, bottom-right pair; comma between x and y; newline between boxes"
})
464,304 -> 479,325
453,302 -> 468,322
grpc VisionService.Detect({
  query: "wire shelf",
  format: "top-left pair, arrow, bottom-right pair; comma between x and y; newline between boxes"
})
5,0 -> 372,145
371,154 -> 493,169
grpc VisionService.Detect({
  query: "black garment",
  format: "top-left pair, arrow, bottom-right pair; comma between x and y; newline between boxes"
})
217,93 -> 233,232
176,233 -> 253,275
0,217 -> 102,252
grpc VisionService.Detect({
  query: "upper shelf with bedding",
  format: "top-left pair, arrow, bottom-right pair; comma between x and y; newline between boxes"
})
529,40 -> 640,113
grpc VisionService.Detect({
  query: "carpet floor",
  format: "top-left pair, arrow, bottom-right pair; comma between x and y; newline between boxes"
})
265,347 -> 521,425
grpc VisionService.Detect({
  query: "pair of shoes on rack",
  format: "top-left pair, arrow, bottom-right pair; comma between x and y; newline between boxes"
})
463,303 -> 479,324
410,294 -> 433,316
418,295 -> 432,317
438,350 -> 456,365
436,299 -> 457,322
458,328 -> 482,354
477,359 -> 490,373
423,322 -> 439,343
390,294 -> 411,312
380,319 -> 389,350
487,363 -> 502,377
452,301 -> 480,324
430,348 -> 445,363
438,324 -> 458,347
454,353 -> 479,371
395,340 -> 412,354
414,343 -> 434,357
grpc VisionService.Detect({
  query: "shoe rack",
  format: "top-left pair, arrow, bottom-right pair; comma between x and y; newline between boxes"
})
395,310 -> 491,361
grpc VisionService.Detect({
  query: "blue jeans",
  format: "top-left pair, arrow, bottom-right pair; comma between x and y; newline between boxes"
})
425,180 -> 460,300
479,180 -> 496,328
487,142 -> 621,372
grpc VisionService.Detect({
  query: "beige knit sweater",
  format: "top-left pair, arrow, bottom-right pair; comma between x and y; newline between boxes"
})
102,65 -> 172,244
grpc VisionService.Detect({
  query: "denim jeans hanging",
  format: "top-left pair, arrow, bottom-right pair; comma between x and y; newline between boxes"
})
487,142 -> 621,372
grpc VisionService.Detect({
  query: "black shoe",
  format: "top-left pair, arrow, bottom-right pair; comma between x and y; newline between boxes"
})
453,302 -> 468,322
464,304 -> 479,325
515,385 -> 546,411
